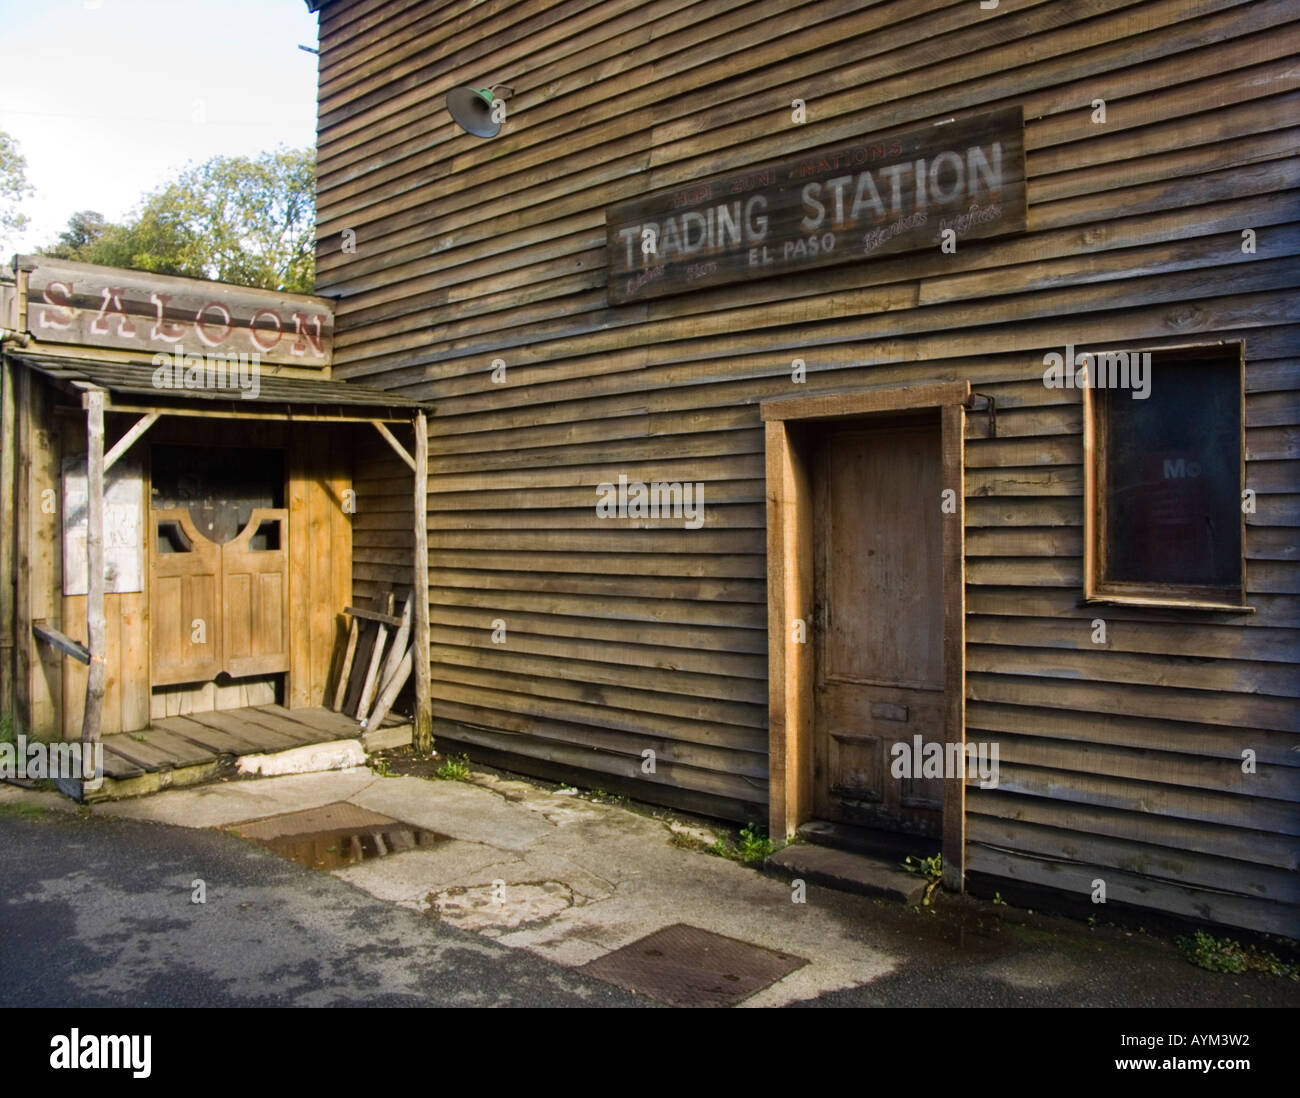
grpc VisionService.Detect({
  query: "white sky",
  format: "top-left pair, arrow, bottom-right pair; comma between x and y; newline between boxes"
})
0,0 -> 320,255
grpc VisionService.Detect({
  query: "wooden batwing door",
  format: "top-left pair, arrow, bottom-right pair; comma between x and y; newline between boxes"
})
150,509 -> 220,685
813,421 -> 946,837
150,508 -> 290,686
221,509 -> 290,679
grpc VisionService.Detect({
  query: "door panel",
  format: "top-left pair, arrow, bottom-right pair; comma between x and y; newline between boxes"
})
222,509 -> 290,678
814,422 -> 945,835
149,507 -> 290,685
150,510 -> 222,686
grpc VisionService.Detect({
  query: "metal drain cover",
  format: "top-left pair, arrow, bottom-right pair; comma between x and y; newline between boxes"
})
579,923 -> 806,1007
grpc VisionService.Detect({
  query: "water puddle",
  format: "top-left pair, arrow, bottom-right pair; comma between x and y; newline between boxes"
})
227,802 -> 447,870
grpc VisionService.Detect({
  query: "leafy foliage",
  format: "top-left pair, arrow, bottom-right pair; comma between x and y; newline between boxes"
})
0,131 -> 34,247
40,147 -> 315,293
903,852 -> 944,906
1177,930 -> 1298,980
707,823 -> 774,865
435,753 -> 471,781
40,210 -> 110,261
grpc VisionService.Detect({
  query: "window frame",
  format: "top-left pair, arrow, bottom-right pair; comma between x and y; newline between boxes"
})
1082,340 -> 1250,612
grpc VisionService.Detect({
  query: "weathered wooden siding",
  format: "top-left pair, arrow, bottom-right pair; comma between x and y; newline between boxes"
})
313,0 -> 1299,932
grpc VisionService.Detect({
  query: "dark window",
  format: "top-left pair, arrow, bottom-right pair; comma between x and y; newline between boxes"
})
150,444 -> 284,545
1087,344 -> 1244,606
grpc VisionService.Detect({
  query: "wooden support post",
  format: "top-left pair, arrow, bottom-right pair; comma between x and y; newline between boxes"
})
32,622 -> 91,665
81,389 -> 107,747
412,411 -> 431,753
371,420 -> 415,471
0,355 -> 15,720
104,411 -> 160,471
13,366 -> 32,733
940,401 -> 967,893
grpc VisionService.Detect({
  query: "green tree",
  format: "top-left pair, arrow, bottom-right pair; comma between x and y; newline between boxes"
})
41,147 -> 316,294
42,210 -> 110,260
0,130 -> 35,248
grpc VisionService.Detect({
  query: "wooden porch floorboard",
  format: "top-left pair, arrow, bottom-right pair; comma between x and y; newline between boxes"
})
175,711 -> 303,752
98,705 -> 407,775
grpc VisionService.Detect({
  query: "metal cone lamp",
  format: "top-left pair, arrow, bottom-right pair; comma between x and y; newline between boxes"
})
446,84 -> 513,138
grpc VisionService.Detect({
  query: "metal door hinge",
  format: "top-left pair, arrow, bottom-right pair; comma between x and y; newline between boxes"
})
965,392 -> 996,437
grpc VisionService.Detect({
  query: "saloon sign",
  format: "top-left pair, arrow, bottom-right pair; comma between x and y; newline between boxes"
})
605,106 -> 1026,303
19,256 -> 333,368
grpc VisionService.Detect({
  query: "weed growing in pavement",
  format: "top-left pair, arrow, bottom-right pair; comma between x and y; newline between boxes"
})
903,853 -> 944,906
435,753 -> 471,781
707,823 -> 774,865
1177,929 -> 1298,980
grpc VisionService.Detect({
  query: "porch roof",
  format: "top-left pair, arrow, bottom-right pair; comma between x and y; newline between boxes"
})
9,351 -> 429,421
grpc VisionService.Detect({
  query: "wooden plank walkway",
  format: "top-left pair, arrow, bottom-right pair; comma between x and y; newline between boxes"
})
99,705 -> 408,779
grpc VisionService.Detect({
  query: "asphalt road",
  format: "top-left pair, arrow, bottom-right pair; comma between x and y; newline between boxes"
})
0,807 -> 641,1007
3,803 -> 1296,1014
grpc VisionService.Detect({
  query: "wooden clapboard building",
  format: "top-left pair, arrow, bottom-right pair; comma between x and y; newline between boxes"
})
0,256 -> 432,794
334,0 -> 1293,935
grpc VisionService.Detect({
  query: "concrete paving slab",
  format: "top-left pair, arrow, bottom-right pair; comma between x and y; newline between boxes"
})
92,769 -> 379,828
0,784 -> 81,814
431,880 -> 575,932
467,774 -> 609,825
333,841 -> 528,912
348,775 -> 553,850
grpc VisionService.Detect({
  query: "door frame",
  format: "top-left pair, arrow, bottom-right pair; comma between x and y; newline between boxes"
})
761,380 -> 969,891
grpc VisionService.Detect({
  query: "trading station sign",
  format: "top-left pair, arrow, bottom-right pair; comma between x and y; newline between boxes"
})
605,106 -> 1026,304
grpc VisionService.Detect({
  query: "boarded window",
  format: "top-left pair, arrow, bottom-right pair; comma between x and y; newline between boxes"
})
1085,344 -> 1245,607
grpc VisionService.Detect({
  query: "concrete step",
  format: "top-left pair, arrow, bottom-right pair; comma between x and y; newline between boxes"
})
797,818 -> 930,862
763,842 -> 928,905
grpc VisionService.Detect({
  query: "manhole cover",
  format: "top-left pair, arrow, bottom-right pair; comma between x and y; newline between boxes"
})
579,923 -> 807,1007
228,802 -> 446,870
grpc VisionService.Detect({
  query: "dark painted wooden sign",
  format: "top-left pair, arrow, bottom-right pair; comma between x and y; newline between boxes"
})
605,106 -> 1026,304
20,256 -> 334,368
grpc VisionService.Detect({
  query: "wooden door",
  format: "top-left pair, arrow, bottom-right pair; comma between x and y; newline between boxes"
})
221,509 -> 290,678
813,421 -> 945,836
149,508 -> 290,685
150,509 -> 222,686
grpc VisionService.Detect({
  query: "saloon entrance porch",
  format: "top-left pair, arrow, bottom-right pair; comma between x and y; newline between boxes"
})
1,258 -> 433,800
